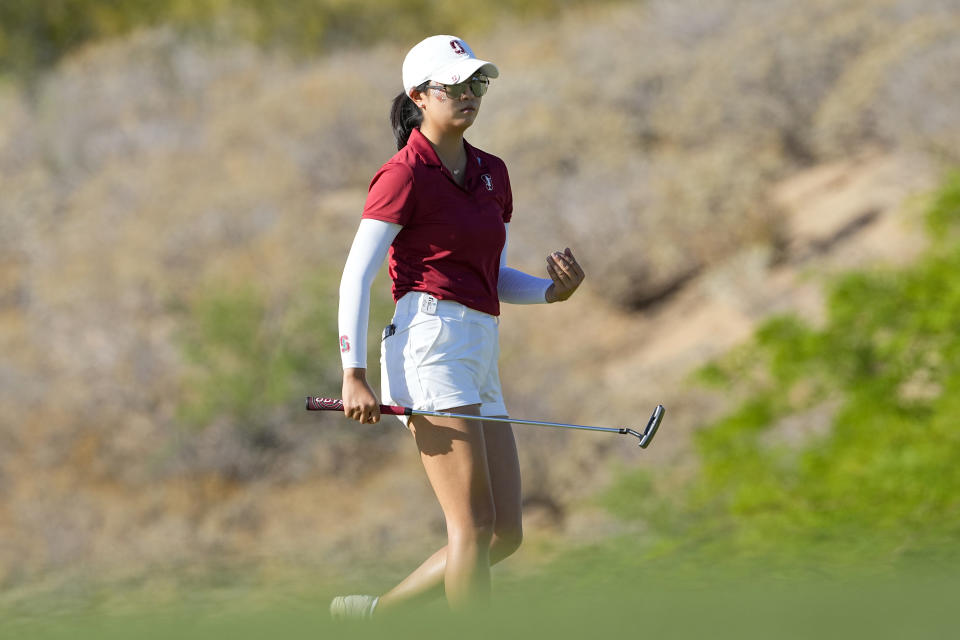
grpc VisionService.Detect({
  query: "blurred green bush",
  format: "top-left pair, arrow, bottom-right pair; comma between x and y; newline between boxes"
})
176,268 -> 394,440
177,281 -> 328,433
0,0 -> 614,79
179,272 -> 350,427
604,170 -> 960,573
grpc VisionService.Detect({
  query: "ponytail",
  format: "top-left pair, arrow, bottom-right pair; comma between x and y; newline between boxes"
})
390,90 -> 423,150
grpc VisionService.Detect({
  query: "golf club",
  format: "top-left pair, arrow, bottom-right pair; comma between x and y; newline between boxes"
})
306,397 -> 665,448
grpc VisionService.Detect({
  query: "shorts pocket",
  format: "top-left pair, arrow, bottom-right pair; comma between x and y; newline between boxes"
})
401,316 -> 445,367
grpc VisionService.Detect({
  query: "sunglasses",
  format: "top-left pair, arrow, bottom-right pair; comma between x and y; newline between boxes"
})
423,75 -> 490,98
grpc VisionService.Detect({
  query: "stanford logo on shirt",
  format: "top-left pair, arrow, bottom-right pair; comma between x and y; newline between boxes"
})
450,40 -> 467,55
481,174 -> 494,191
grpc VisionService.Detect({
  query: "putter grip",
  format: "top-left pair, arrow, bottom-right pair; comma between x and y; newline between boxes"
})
305,396 -> 409,416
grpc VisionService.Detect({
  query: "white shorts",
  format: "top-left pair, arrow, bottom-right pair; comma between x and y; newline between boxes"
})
380,292 -> 508,425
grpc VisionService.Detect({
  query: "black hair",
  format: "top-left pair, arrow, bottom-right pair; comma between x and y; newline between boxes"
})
390,85 -> 426,150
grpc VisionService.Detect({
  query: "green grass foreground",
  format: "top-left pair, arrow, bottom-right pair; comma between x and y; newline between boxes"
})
1,566 -> 956,640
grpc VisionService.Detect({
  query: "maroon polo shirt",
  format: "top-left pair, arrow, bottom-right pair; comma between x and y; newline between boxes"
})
361,127 -> 513,316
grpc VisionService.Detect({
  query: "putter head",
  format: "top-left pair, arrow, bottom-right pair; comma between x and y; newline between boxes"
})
638,405 -> 665,448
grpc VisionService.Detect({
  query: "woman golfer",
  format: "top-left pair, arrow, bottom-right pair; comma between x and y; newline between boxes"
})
332,35 -> 584,618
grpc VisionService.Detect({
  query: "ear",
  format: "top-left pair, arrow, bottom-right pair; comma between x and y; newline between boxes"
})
409,88 -> 426,109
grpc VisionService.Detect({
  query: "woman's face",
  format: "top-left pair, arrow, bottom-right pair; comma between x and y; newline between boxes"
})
412,76 -> 487,132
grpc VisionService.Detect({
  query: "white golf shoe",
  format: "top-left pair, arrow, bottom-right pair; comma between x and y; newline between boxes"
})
329,594 -> 379,620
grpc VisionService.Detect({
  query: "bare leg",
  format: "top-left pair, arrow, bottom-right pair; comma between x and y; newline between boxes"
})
399,404 -> 495,610
376,417 -> 522,614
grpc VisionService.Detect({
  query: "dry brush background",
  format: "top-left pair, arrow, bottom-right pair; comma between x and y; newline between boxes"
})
1,0 -> 959,597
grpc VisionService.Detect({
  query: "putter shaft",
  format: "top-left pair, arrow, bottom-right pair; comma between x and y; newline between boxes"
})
409,405 -> 665,448
305,397 -> 665,448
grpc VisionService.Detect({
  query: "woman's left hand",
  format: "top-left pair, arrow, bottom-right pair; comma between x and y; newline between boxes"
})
545,247 -> 585,303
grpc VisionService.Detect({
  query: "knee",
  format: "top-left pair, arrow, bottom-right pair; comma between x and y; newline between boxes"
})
448,513 -> 496,549
491,525 -> 522,561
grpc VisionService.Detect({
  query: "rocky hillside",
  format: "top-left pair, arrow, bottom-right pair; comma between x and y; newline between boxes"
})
1,0 -> 958,591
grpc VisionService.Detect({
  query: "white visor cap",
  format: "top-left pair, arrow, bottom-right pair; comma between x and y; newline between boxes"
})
402,35 -> 499,96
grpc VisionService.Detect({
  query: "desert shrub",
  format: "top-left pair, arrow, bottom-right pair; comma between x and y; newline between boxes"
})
496,0 -> 960,310
813,13 -> 960,161
494,0 -> 941,309
874,31 -> 960,162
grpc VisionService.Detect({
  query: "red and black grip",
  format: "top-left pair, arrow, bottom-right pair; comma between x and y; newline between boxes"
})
305,397 -> 410,416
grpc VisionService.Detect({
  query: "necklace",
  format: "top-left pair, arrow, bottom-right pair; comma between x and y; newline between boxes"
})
440,146 -> 465,176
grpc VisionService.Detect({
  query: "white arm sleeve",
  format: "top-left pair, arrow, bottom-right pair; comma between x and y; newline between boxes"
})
338,218 -> 402,369
497,224 -> 552,304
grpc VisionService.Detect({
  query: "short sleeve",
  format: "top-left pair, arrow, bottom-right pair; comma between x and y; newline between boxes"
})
362,162 -> 416,226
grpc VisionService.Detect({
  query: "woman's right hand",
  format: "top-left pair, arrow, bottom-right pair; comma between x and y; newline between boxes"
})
342,369 -> 381,424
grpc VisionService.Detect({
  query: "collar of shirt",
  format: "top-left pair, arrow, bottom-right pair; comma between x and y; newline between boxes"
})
408,127 -> 485,184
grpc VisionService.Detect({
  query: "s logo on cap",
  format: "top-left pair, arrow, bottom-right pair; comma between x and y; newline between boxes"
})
402,35 -> 499,96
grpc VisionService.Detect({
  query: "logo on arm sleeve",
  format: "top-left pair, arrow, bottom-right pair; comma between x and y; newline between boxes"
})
340,335 -> 351,353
